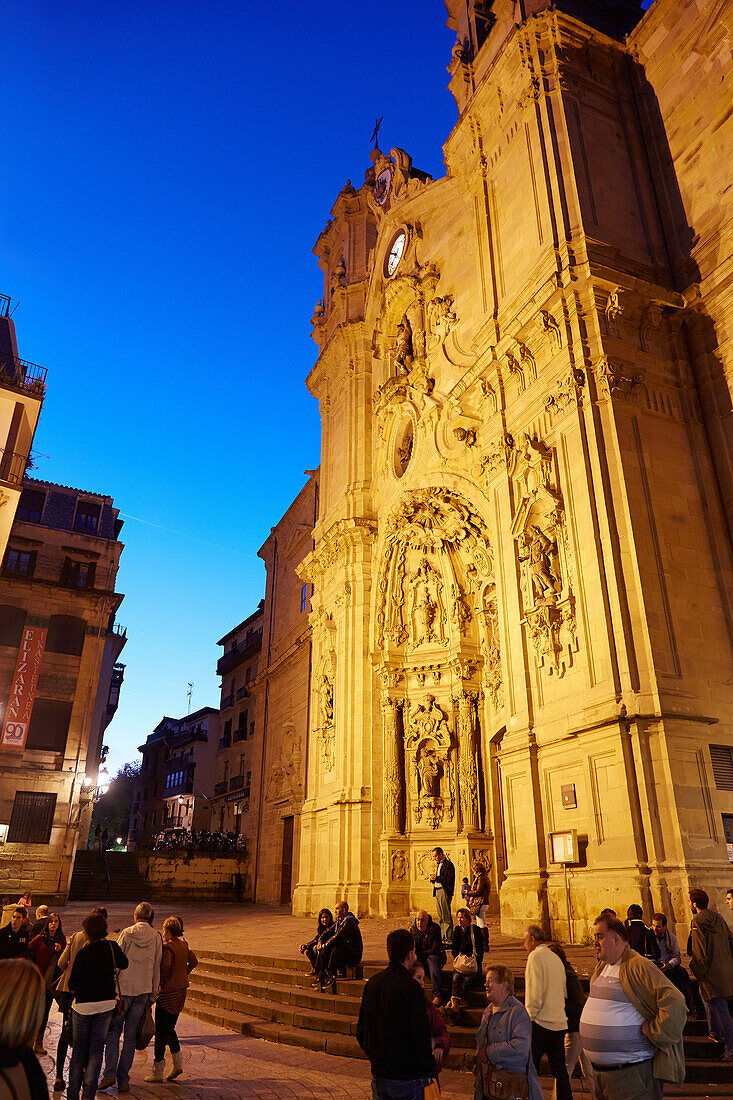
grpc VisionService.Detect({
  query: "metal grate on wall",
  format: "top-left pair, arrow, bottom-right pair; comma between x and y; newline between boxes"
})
709,745 -> 733,791
7,791 -> 57,844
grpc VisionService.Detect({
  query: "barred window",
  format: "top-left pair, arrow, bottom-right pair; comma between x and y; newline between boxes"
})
7,791 -> 56,844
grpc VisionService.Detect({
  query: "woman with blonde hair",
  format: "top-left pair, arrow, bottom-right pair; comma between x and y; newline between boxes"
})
0,958 -> 49,1099
145,916 -> 198,1083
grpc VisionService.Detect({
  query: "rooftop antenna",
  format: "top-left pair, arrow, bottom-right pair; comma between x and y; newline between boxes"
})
187,682 -> 193,715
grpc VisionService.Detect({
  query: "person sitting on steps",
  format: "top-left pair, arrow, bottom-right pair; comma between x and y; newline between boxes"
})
312,901 -> 363,992
300,909 -> 335,973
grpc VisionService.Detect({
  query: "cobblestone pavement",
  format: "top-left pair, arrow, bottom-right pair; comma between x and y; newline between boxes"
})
39,1004 -> 476,1099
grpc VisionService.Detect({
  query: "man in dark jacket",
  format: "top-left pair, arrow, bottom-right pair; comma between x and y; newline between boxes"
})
430,847 -> 455,944
357,928 -> 433,1099
312,901 -> 363,992
410,909 -> 446,1005
689,887 -> 733,1058
0,908 -> 31,959
625,904 -> 661,962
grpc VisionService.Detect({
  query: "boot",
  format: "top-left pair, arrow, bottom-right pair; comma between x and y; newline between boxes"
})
145,1061 -> 166,1083
166,1052 -> 183,1081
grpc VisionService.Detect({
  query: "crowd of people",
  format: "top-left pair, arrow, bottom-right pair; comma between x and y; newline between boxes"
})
0,896 -> 197,1099
149,828 -> 246,854
3,861 -> 733,1100
351,850 -> 733,1100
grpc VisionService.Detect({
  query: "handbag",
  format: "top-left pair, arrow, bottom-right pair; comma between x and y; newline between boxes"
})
454,952 -> 478,974
454,927 -> 478,974
136,1000 -> 155,1050
108,941 -> 123,1016
424,1079 -> 441,1100
480,1064 -> 529,1100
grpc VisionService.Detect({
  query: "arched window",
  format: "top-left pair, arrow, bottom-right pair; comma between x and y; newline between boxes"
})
0,605 -> 27,648
46,615 -> 86,657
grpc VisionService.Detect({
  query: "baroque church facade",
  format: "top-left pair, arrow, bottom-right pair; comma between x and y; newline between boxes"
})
285,0 -> 733,938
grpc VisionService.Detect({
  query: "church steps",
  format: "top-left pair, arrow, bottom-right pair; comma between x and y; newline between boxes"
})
184,952 -> 733,1083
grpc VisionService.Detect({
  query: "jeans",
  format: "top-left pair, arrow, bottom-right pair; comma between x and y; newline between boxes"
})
424,954 -> 443,1001
104,993 -> 149,1084
435,889 -> 453,942
552,1032 -> 595,1099
531,1021 -> 572,1100
371,1077 -> 428,1100
451,968 -> 479,1002
705,994 -> 733,1056
154,1002 -> 181,1062
304,944 -> 318,969
68,1009 -> 114,1100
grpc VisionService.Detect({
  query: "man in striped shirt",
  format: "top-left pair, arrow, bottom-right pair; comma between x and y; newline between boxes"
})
579,914 -> 686,1099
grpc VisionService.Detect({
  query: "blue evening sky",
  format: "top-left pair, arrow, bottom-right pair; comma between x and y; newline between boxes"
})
3,1 -> 457,774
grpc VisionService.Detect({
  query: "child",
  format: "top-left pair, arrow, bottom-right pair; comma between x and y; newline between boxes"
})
460,877 -> 470,901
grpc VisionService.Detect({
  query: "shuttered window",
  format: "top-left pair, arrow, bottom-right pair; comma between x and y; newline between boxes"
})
710,745 -> 733,791
7,791 -> 56,844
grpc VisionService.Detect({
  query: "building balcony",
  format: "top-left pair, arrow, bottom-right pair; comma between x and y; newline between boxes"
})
218,733 -> 231,750
220,693 -> 234,710
165,777 -> 194,796
214,780 -> 228,796
216,627 -> 263,677
0,448 -> 30,487
0,355 -> 47,399
233,725 -> 247,743
229,774 -> 246,792
236,686 -> 248,701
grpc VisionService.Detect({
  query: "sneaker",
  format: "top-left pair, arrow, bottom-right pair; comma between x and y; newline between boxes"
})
53,1079 -> 65,1093
321,973 -> 336,990
97,1073 -> 116,1091
311,978 -> 323,989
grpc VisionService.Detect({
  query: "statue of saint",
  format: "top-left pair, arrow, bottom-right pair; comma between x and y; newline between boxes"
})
523,525 -> 560,600
418,749 -> 441,799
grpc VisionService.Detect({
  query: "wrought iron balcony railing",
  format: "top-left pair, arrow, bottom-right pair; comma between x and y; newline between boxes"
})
0,356 -> 47,398
214,780 -> 228,796
0,448 -> 28,487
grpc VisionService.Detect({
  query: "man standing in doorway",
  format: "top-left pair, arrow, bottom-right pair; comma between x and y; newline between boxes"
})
429,847 -> 455,945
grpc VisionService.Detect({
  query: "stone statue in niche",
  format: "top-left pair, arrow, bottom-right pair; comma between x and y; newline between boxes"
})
417,746 -> 442,798
521,525 -> 561,601
409,559 -> 445,648
394,316 -> 414,374
318,672 -> 335,771
319,673 -> 334,728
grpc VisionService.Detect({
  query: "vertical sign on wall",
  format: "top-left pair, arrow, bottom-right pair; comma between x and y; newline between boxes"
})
1,626 -> 47,750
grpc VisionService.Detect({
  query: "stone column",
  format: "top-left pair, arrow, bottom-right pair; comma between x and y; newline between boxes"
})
457,691 -> 480,831
382,696 -> 403,835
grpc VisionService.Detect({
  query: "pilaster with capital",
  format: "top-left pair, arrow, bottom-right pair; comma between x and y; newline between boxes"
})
381,695 -> 404,836
457,690 -> 480,832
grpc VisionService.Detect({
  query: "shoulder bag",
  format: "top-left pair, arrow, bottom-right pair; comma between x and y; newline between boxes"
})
108,941 -> 123,1015
453,929 -> 478,975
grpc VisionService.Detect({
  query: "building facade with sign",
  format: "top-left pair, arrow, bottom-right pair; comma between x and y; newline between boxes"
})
0,295 -> 46,563
0,477 -> 124,902
282,0 -> 733,938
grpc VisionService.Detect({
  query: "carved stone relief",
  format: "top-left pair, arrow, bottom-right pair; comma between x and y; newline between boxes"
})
510,436 -> 578,676
317,670 -> 335,771
266,726 -> 303,804
405,696 -> 455,830
391,850 -> 408,882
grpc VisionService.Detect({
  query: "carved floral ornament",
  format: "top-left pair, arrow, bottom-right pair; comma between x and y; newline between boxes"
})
509,436 -> 578,676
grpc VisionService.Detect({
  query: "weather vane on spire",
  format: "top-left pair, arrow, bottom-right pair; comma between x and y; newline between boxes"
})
371,116 -> 384,149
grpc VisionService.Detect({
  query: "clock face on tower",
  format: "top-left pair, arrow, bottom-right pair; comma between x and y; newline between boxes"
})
374,167 -> 392,206
385,230 -> 406,277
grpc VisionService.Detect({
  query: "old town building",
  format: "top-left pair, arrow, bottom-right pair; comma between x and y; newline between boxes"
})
249,473 -> 318,905
129,706 -> 219,845
0,477 -> 124,902
212,602 -> 264,837
283,0 -> 733,939
0,294 -> 46,559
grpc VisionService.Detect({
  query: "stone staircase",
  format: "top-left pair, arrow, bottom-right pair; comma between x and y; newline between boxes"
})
68,850 -> 148,903
183,950 -> 732,1086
